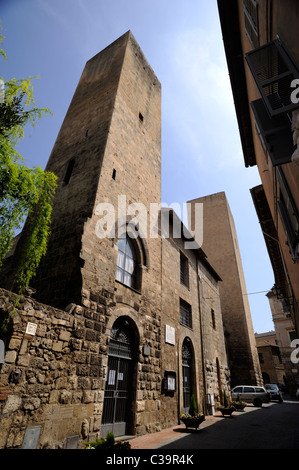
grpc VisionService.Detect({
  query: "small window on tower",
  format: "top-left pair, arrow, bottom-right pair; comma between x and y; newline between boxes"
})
63,158 -> 75,184
211,309 -> 216,330
139,112 -> 144,122
180,252 -> 189,288
112,168 -> 116,180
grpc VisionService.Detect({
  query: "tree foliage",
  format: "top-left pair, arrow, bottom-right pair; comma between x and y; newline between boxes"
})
0,24 -> 57,295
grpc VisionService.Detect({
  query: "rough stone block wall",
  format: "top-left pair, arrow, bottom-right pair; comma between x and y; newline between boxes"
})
161,235 -> 204,415
0,286 -> 164,448
198,262 -> 230,407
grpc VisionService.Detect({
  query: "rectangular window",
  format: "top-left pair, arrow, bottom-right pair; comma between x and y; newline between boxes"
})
63,158 -> 75,184
258,353 -> 264,363
243,0 -> 259,49
180,252 -> 189,288
180,299 -> 192,329
289,331 -> 297,343
277,167 -> 299,261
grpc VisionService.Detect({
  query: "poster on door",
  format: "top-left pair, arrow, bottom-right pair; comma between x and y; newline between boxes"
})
108,369 -> 116,385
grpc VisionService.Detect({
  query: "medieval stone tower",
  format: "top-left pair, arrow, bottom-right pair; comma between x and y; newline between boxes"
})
31,30 -> 161,309
0,32 -> 230,447
188,192 -> 263,387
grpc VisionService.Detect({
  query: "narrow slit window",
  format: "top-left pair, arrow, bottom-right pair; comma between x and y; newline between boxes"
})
63,158 -> 75,184
180,252 -> 189,288
211,309 -> 216,330
139,112 -> 144,122
112,168 -> 116,180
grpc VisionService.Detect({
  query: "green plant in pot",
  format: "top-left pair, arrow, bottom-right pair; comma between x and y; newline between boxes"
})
232,393 -> 247,411
218,390 -> 235,417
180,394 -> 205,429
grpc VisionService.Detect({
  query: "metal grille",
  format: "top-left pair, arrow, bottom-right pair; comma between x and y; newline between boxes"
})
180,299 -> 192,328
102,356 -> 131,421
182,340 -> 192,411
246,40 -> 299,117
250,98 -> 295,166
101,318 -> 134,437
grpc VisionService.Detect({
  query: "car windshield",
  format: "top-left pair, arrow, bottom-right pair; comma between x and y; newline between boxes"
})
266,384 -> 277,390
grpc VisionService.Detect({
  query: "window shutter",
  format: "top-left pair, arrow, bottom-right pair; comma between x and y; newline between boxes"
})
243,0 -> 259,49
246,39 -> 299,117
277,167 -> 299,260
251,98 -> 296,165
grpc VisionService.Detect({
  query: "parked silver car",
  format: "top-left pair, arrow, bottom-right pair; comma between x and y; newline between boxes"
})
231,385 -> 270,407
265,384 -> 283,402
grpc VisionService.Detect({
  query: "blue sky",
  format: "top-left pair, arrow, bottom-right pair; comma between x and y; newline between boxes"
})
1,0 -> 275,333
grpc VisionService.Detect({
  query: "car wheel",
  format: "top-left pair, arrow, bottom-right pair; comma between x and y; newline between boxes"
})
253,398 -> 262,407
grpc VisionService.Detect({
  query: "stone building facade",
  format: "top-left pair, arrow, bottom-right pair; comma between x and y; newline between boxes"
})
266,289 -> 299,393
255,330 -> 286,385
0,32 -> 230,448
188,192 -> 263,387
218,0 -> 299,340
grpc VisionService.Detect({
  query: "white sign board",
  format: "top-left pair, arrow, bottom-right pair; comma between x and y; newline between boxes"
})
25,322 -> 38,336
0,340 -> 5,364
108,369 -> 116,385
165,325 -> 175,345
167,377 -> 176,391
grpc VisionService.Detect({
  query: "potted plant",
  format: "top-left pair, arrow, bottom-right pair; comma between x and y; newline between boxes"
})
218,390 -> 235,417
232,393 -> 247,411
84,432 -> 131,449
180,394 -> 205,430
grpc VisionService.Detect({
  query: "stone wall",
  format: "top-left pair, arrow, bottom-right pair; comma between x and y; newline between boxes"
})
198,262 -> 230,407
0,286 -> 163,448
188,192 -> 263,387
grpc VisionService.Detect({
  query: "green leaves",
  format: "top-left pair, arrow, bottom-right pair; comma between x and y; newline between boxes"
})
0,21 -> 6,61
0,23 -> 57,295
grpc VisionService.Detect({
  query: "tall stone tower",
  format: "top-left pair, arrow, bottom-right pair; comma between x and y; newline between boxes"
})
188,192 -> 263,387
26,31 -> 161,309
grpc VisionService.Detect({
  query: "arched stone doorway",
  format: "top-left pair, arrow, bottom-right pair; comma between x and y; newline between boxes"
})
101,317 -> 138,437
262,372 -> 270,384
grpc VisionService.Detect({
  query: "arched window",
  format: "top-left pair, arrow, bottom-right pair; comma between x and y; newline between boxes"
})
182,338 -> 193,412
115,236 -> 137,288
